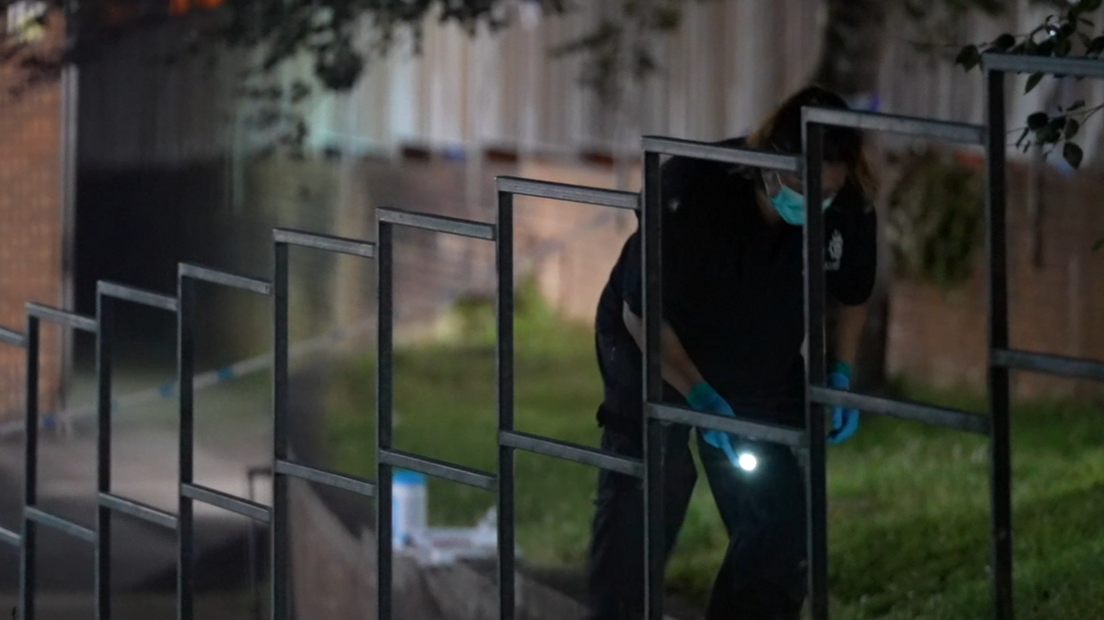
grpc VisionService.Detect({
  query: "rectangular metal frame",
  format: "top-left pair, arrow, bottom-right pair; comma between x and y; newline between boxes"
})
24,507 -> 95,542
496,176 -> 640,210
647,403 -> 808,448
640,138 -> 809,620
499,430 -> 644,477
492,176 -> 644,619
20,304 -> 98,620
808,387 -> 989,435
95,281 -> 180,619
0,525 -> 19,548
378,207 -> 496,240
273,460 -> 376,497
271,227 -> 378,620
98,492 -> 177,530
642,136 -> 804,171
180,483 -> 271,522
802,105 -> 991,620
375,208 -> 498,620
978,51 -> 1104,620
177,263 -> 272,620
992,348 -> 1104,383
983,53 -> 1104,78
0,326 -> 25,347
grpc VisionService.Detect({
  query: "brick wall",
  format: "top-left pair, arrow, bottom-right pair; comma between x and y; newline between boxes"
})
240,153 -> 1102,403
889,162 -> 1104,400
516,158 -> 1104,401
0,10 -> 66,422
515,160 -> 639,325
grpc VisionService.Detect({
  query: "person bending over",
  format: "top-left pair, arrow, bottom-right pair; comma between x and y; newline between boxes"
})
587,85 -> 877,620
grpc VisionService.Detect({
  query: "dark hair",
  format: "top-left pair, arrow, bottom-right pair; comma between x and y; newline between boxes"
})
748,85 -> 876,198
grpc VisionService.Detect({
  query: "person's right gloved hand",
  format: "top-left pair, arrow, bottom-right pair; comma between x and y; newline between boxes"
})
826,360 -> 860,444
686,382 -> 736,451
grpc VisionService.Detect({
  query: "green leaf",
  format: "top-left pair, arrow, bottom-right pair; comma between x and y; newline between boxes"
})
1089,36 -> 1104,56
993,33 -> 1016,51
1063,142 -> 1083,169
1039,124 -> 1061,143
1065,118 -> 1080,140
955,44 -> 981,70
1069,99 -> 1086,111
1049,116 -> 1068,132
1025,72 -> 1044,93
1080,0 -> 1102,13
1027,112 -> 1049,130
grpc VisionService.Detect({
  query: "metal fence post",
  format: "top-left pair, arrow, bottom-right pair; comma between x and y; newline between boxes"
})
269,228 -> 377,620
802,120 -> 830,620
496,190 -> 517,620
642,150 -> 666,620
21,316 -> 39,620
17,307 -> 98,619
272,242 -> 291,620
493,176 -> 641,620
376,219 -> 395,620
95,294 -> 114,620
984,66 -> 1014,620
177,274 -> 196,620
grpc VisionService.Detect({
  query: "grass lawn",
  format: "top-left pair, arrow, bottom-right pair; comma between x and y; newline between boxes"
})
323,287 -> 1104,619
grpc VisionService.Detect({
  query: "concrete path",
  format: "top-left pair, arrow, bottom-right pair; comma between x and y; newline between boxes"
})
0,365 -> 275,618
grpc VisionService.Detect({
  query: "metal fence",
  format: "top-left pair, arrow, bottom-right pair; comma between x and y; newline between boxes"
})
2,51 -> 1104,620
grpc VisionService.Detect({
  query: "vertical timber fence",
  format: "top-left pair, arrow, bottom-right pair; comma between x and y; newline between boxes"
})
1,51 -> 1104,620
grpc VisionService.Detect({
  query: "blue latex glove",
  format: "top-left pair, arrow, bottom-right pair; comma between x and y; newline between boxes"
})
718,439 -> 743,468
686,382 -> 737,452
827,361 -> 860,444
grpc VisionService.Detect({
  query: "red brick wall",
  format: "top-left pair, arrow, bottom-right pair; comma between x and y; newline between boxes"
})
259,152 -> 1103,404
0,10 -> 66,421
513,158 -> 1104,402
888,162 -> 1104,400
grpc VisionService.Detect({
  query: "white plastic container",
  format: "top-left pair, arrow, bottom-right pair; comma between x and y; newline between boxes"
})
392,469 -> 427,547
406,508 -> 518,567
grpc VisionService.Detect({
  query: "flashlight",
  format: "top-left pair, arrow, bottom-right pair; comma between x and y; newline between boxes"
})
722,440 -> 760,473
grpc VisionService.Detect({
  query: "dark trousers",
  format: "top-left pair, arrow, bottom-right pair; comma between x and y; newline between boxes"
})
585,415 -> 808,620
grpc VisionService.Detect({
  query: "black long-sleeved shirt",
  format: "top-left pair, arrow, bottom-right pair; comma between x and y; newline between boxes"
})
594,138 -> 877,429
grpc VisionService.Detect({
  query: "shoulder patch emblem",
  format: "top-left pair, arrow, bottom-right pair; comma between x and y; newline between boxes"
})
827,229 -> 843,271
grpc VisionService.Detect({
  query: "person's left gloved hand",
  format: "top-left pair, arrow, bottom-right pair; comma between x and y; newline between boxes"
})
827,360 -> 860,444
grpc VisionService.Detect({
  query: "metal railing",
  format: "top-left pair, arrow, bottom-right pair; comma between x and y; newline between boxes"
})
19,303 -> 99,620
799,107 -> 992,620
1,50 -> 1103,620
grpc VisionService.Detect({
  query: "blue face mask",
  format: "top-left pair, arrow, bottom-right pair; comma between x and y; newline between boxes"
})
768,180 -> 834,226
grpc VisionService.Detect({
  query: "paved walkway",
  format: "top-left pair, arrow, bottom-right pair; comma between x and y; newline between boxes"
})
0,366 -> 274,617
